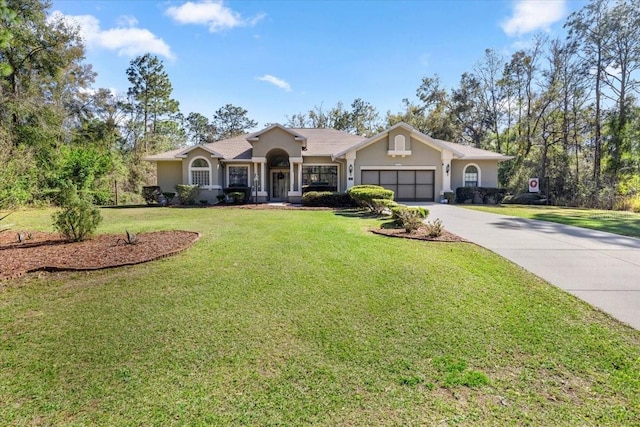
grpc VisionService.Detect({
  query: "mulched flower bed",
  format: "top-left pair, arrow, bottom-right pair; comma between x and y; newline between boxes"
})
371,226 -> 467,242
0,230 -> 200,280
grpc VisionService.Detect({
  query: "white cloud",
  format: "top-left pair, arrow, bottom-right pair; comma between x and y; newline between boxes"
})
165,0 -> 264,33
501,0 -> 566,37
50,11 -> 174,60
116,15 -> 139,27
257,74 -> 291,92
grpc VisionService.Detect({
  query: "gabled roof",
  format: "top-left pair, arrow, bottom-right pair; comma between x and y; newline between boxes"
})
144,122 -> 511,162
143,143 -> 224,161
332,122 -> 512,161
246,124 -> 307,143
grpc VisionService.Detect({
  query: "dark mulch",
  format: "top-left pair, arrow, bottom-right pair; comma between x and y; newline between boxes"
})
0,230 -> 200,280
371,226 -> 468,242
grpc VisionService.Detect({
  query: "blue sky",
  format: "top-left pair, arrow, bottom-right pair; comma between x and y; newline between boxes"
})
50,0 -> 588,128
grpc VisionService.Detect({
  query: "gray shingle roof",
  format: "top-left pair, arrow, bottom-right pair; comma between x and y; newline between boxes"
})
144,128 -> 366,161
143,124 -> 510,162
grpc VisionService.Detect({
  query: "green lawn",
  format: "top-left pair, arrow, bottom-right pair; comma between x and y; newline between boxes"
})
463,204 -> 640,239
1,207 -> 639,426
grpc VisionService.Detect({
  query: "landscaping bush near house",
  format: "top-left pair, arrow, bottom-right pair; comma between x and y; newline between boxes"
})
301,191 -> 357,207
502,193 -> 549,205
443,191 -> 455,204
223,186 -> 251,203
456,186 -> 475,203
391,205 -> 428,233
228,191 -> 245,204
162,192 -> 176,204
455,187 -> 506,204
142,186 -> 163,205
347,185 -> 394,212
370,198 -> 397,215
52,186 -> 102,242
424,218 -> 444,237
175,184 -> 200,205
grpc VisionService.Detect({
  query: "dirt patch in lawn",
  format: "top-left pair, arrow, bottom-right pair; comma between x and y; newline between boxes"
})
0,230 -> 200,280
371,226 -> 467,242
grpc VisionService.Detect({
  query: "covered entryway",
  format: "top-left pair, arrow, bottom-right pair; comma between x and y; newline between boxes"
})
266,149 -> 291,202
361,169 -> 435,201
271,171 -> 289,201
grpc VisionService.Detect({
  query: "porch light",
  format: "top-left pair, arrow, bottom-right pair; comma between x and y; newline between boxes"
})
348,164 -> 353,176
446,164 -> 450,176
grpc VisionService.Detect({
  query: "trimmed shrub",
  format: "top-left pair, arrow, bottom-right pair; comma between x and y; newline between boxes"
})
223,186 -> 251,202
443,191 -> 455,204
142,186 -> 162,205
228,191 -> 245,204
347,185 -> 394,212
162,192 -> 176,204
52,186 -> 102,242
391,205 -> 428,222
370,198 -> 397,215
391,205 -> 428,233
175,184 -> 200,205
455,186 -> 475,203
455,187 -> 507,204
424,218 -> 444,237
502,193 -> 548,205
301,191 -> 357,207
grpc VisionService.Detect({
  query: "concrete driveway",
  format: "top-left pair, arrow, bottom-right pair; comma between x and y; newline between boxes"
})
424,203 -> 640,330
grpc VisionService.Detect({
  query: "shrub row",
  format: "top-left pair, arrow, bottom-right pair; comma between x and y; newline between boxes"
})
301,191 -> 357,207
502,193 -> 549,205
455,187 -> 507,204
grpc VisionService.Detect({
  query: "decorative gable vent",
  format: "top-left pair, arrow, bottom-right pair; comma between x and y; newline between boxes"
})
388,134 -> 412,157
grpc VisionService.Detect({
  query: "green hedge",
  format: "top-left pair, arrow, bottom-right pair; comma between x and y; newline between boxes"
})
347,185 -> 394,211
302,191 -> 357,207
455,187 -> 507,204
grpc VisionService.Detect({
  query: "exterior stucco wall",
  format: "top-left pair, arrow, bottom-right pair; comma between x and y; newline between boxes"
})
250,127 -> 303,157
450,160 -> 500,189
156,161 -> 182,191
179,147 -> 223,203
387,128 -> 412,150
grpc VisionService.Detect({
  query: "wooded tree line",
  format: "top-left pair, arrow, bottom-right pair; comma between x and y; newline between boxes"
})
1,0 -> 639,209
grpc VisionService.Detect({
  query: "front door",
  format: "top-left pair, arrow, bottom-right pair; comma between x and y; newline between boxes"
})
271,171 -> 290,201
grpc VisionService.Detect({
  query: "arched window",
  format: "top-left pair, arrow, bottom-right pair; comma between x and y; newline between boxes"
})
394,135 -> 406,151
270,155 -> 289,168
463,164 -> 479,187
189,157 -> 211,188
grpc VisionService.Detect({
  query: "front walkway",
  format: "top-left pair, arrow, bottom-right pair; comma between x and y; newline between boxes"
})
422,203 -> 640,330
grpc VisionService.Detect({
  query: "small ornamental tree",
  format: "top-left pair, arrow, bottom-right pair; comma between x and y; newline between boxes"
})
52,183 -> 102,242
347,185 -> 394,212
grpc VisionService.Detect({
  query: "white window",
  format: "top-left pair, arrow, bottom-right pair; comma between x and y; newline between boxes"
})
394,135 -> 406,151
228,166 -> 249,187
463,164 -> 480,187
189,157 -> 211,187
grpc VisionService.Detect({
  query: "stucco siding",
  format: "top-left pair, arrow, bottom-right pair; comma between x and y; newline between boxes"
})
451,160 -> 500,189
251,127 -> 303,158
302,156 -> 335,164
156,162 -> 182,191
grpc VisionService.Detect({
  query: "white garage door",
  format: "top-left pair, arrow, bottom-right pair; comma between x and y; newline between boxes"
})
361,170 -> 435,201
